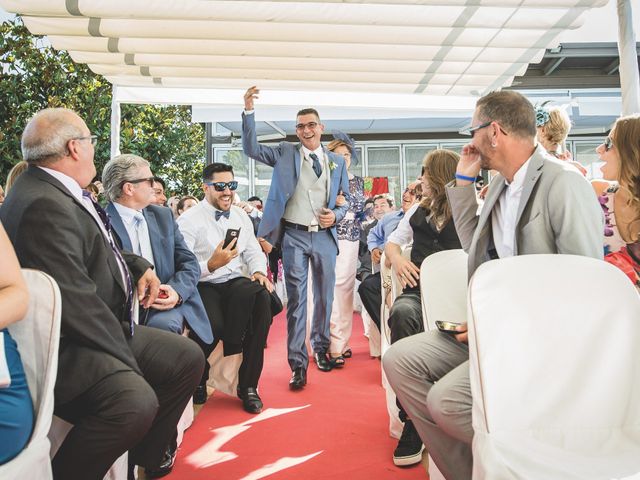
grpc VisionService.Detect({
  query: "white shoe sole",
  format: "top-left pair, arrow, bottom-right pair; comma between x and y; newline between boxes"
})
393,444 -> 425,467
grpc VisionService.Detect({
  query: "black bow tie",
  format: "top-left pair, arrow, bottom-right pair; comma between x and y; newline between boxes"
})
215,210 -> 230,221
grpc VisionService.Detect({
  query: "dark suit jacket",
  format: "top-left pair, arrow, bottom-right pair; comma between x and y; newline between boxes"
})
0,166 -> 152,405
105,202 -> 213,344
242,112 -> 351,247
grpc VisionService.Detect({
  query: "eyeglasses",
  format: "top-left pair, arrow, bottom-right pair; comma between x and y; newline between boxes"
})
205,181 -> 238,192
460,121 -> 491,137
124,177 -> 155,187
404,188 -> 417,195
295,122 -> 318,131
604,136 -> 615,152
71,134 -> 98,146
459,121 -> 508,138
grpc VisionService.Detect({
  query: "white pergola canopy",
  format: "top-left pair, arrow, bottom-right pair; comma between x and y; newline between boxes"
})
2,0 -> 608,100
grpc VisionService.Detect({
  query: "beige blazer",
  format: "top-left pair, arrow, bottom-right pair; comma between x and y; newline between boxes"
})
446,146 -> 604,278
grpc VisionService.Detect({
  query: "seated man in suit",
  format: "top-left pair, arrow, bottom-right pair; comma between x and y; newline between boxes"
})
0,108 -> 204,480
102,154 -> 214,349
177,163 -> 273,414
383,91 -> 604,480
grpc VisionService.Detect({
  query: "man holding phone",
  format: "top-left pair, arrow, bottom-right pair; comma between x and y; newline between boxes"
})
177,163 -> 273,414
383,91 -> 603,479
242,86 -> 351,390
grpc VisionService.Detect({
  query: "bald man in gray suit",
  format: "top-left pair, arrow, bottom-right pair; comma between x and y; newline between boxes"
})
383,91 -> 603,479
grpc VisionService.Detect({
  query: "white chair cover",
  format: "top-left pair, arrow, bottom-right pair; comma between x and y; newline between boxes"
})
380,247 -> 411,439
468,255 -> 640,480
0,269 -> 61,480
419,249 -> 467,480
206,342 -> 242,397
420,249 -> 468,332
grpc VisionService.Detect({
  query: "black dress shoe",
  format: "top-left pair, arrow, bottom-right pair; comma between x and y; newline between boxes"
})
193,384 -> 207,405
313,352 -> 333,372
289,367 -> 307,390
237,387 -> 263,414
144,446 -> 177,479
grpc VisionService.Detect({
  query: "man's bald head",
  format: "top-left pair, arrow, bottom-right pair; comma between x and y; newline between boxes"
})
21,108 -> 86,165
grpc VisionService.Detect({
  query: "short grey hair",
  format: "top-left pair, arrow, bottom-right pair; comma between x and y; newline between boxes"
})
102,154 -> 150,202
21,108 -> 85,164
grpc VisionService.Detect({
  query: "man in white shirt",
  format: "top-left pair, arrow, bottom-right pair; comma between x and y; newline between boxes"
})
383,91 -> 604,479
177,163 -> 273,414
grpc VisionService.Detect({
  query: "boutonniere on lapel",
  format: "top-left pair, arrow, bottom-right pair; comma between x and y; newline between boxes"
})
329,161 -> 338,172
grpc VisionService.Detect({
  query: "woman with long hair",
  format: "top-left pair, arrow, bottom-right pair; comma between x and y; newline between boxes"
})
593,114 -> 640,285
383,149 -> 462,467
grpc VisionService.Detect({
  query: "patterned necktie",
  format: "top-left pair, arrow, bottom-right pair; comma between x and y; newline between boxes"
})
82,191 -> 135,336
215,210 -> 230,221
309,153 -> 322,178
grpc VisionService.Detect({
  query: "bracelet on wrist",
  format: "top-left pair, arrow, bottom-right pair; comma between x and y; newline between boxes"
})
455,173 -> 477,182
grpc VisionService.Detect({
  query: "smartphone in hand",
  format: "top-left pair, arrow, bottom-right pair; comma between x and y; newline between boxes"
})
223,228 -> 240,249
435,320 -> 463,334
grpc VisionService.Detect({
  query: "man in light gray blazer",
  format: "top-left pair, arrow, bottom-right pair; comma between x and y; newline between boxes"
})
383,90 -> 604,479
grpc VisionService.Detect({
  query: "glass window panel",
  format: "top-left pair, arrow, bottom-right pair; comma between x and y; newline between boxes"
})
440,143 -> 466,154
574,142 -> 603,180
214,148 -> 250,201
367,146 -> 401,206
405,145 -> 437,183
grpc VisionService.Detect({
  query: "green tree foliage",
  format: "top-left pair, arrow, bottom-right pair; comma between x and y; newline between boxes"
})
0,17 -> 204,196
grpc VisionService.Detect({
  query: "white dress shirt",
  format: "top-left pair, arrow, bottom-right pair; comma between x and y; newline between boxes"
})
112,202 -> 155,265
491,158 -> 531,258
176,200 -> 267,283
388,203 -> 420,247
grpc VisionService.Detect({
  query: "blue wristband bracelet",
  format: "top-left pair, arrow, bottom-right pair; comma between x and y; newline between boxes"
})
455,173 -> 477,182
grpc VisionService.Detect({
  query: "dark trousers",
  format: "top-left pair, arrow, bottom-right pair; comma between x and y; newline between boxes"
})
52,326 -> 204,480
358,271 -> 382,331
387,289 -> 425,423
190,277 -> 271,390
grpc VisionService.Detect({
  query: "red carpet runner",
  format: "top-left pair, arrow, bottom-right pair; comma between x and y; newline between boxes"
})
170,311 -> 428,479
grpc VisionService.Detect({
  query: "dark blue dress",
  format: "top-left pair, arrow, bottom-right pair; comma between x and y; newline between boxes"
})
0,328 -> 34,464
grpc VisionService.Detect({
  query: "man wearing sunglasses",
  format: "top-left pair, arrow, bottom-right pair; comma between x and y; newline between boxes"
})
384,91 -> 604,480
177,163 -> 273,414
1,108 -> 204,480
242,86 -> 351,390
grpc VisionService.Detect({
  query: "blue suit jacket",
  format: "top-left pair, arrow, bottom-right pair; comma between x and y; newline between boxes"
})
105,203 -> 214,344
242,112 -> 351,247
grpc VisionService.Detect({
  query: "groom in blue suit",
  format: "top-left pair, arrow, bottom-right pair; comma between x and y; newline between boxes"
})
242,86 -> 350,390
102,155 -> 213,350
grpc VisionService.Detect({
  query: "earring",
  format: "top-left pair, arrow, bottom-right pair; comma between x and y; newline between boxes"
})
491,142 -> 497,148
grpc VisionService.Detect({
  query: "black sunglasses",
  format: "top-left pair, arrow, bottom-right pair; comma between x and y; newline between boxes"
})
205,181 -> 238,192
604,136 -> 615,152
123,177 -> 155,187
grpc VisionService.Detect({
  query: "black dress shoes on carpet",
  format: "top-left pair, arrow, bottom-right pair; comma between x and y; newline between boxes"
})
237,387 -> 263,414
193,384 -> 208,405
144,445 -> 177,478
313,352 -> 333,372
289,367 -> 307,390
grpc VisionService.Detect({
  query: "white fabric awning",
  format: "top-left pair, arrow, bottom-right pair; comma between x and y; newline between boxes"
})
1,0 -> 608,105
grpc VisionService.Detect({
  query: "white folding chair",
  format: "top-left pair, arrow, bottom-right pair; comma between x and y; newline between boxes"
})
468,255 -> 640,480
0,269 -> 61,480
420,249 -> 468,332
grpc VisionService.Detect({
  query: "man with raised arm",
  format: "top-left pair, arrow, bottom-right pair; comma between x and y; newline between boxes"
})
242,86 -> 350,390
